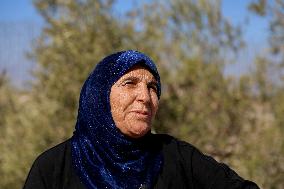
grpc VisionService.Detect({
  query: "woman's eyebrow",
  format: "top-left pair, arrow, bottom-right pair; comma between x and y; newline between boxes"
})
121,76 -> 139,81
119,75 -> 157,84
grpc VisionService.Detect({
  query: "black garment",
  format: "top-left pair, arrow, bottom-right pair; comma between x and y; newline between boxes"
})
23,134 -> 259,189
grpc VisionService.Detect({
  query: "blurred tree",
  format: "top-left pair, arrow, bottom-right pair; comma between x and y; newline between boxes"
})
0,72 -> 18,188
2,0 -> 284,188
248,1 -> 284,187
0,73 -> 37,188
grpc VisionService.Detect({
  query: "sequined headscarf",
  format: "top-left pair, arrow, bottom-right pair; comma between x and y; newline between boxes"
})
71,50 -> 162,189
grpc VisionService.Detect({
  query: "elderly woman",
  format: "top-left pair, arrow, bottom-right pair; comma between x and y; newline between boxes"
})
23,50 -> 259,189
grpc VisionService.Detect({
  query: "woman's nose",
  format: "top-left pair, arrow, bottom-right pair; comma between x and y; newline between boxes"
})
136,84 -> 151,103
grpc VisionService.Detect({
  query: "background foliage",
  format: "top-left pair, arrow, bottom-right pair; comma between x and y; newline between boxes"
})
0,0 -> 283,188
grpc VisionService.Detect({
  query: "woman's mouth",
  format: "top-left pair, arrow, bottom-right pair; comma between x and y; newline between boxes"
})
131,110 -> 151,119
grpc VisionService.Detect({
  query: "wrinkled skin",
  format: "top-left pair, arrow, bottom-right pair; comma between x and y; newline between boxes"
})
110,65 -> 159,138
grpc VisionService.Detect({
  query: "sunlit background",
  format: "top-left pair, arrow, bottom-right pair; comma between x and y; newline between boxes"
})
0,0 -> 269,87
0,0 -> 283,188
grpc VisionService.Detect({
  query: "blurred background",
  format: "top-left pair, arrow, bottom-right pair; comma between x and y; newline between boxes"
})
0,0 -> 283,188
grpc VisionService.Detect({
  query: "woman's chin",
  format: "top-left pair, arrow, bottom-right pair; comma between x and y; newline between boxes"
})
127,125 -> 151,139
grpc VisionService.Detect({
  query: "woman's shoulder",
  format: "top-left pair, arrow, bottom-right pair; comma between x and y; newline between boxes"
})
155,134 -> 259,189
154,134 -> 197,155
34,139 -> 71,167
154,134 -> 198,170
23,139 -> 80,189
155,134 -> 243,176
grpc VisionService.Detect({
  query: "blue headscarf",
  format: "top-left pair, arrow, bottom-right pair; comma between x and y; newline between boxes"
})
71,50 -> 162,189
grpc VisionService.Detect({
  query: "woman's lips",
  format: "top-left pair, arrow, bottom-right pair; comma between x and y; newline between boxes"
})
131,110 -> 151,119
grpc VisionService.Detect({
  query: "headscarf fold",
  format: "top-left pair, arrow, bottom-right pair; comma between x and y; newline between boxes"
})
71,50 -> 162,189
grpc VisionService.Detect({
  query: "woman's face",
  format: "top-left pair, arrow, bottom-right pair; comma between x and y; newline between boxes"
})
110,65 -> 159,138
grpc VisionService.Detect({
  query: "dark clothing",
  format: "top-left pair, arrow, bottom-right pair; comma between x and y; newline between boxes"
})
23,134 -> 259,189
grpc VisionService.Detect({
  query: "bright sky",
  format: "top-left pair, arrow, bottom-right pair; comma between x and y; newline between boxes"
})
0,0 -> 269,88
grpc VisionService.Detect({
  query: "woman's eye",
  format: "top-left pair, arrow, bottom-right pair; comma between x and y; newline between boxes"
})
149,85 -> 158,92
123,80 -> 135,86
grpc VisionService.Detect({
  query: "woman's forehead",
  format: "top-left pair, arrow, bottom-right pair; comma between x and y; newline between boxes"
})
119,64 -> 156,81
